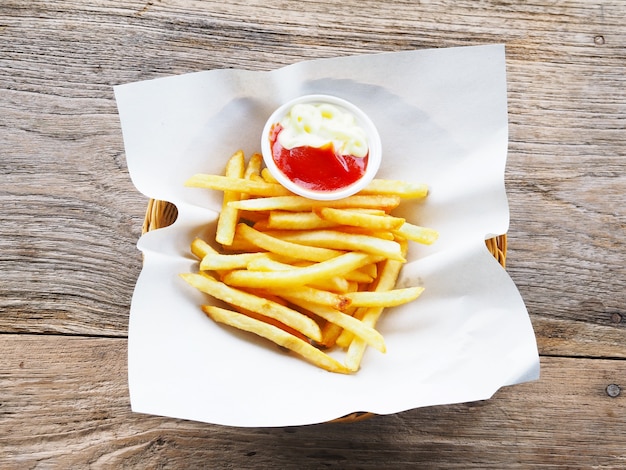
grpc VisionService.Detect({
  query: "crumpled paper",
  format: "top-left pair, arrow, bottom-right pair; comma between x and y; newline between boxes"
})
115,44 -> 539,427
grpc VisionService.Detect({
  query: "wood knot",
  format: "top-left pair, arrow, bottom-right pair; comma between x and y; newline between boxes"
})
594,35 -> 605,45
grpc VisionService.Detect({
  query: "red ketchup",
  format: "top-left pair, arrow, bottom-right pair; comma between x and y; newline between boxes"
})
269,124 -> 368,192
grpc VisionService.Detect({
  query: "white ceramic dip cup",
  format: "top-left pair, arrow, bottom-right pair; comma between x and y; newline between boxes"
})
261,94 -> 381,201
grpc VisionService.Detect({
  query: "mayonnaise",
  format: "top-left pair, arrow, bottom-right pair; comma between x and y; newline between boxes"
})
277,103 -> 369,158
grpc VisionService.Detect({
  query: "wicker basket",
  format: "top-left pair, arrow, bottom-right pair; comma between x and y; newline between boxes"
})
142,199 -> 507,423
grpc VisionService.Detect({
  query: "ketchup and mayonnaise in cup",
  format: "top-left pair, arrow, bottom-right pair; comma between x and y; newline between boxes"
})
262,95 -> 381,201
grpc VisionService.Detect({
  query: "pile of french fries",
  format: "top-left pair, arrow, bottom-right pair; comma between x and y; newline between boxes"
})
180,150 -> 438,373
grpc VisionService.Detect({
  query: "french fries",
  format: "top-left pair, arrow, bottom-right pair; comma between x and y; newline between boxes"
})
181,272 -> 323,342
345,286 -> 425,308
215,151 -> 245,245
228,194 -> 402,212
180,150 -> 438,373
185,174 -> 291,197
202,305 -> 351,374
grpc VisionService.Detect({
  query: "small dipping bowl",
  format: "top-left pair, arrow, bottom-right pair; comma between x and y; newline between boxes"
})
261,94 -> 381,201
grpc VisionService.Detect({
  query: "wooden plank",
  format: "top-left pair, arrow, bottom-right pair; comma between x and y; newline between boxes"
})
0,335 -> 624,468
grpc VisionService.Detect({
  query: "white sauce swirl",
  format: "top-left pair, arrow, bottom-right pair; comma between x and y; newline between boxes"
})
277,103 -> 368,158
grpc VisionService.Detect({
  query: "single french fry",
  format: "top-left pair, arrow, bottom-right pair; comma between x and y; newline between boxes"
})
185,174 -> 292,197
223,252 -> 376,289
360,179 -> 429,199
266,286 -> 351,312
319,322 -> 344,349
244,153 -> 263,180
341,208 -> 388,216
180,272 -> 322,342
191,237 -> 218,259
267,210 -> 338,230
343,269 -> 374,284
236,223 -> 343,262
200,252 -> 269,271
315,207 -> 405,231
229,195 -> 402,212
393,222 -> 440,245
345,286 -> 425,307
246,256 -> 303,272
333,226 -> 395,240
261,167 -> 279,184
246,257 -> 350,293
270,229 -> 405,262
215,151 -> 245,246
202,305 -> 351,374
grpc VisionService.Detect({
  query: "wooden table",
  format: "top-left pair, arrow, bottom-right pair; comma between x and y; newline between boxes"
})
2,1 -> 624,467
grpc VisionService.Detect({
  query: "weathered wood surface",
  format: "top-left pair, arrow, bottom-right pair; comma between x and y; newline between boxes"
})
1,335 -> 624,468
1,0 -> 624,467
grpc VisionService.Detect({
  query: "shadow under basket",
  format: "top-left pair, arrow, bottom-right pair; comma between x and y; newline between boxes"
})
143,199 -> 508,424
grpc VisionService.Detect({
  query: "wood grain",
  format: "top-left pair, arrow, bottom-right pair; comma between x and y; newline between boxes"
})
1,0 -> 625,467
0,335 -> 624,468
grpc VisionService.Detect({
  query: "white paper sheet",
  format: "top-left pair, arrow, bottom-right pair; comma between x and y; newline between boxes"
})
115,44 -> 539,427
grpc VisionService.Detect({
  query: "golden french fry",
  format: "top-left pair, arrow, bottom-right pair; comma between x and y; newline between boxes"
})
180,272 -> 322,342
245,257 -> 350,293
185,174 -> 292,197
315,207 -> 405,231
244,153 -> 263,179
236,223 -> 343,262
270,229 -> 405,262
215,151 -> 245,245
202,305 -> 350,374
265,286 -> 351,311
229,195 -> 402,212
246,256 -> 302,272
393,222 -> 439,245
200,252 -> 269,271
267,211 -> 338,230
261,167 -> 278,184
223,252 -> 376,289
343,269 -> 374,284
346,286 -> 425,307
341,208 -> 388,215
335,226 -> 395,240
360,179 -> 429,199
320,322 -> 344,349
191,237 -> 218,259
